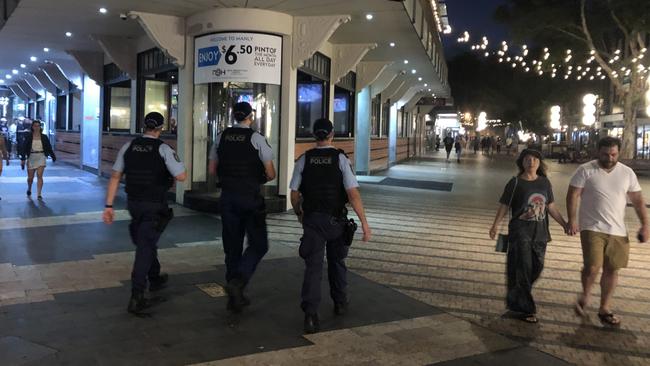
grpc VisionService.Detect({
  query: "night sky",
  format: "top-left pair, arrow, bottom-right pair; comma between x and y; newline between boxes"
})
442,0 -> 510,57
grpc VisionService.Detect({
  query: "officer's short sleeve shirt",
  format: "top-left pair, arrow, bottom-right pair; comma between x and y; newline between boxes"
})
208,124 -> 274,163
289,147 -> 359,191
112,136 -> 185,177
112,142 -> 131,173
159,143 -> 186,177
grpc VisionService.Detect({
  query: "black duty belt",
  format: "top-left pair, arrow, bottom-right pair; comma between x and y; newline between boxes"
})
31,151 -> 44,153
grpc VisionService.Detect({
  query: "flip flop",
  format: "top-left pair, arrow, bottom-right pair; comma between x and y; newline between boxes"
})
574,298 -> 587,317
598,312 -> 621,327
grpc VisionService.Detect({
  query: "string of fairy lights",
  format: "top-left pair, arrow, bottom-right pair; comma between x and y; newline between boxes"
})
456,31 -> 649,83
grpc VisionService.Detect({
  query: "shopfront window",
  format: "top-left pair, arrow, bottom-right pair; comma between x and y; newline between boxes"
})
371,95 -> 380,137
382,101 -> 390,137
143,80 -> 170,129
297,80 -> 326,136
333,87 -> 354,137
103,63 -> 132,132
296,53 -> 331,137
297,72 -> 329,137
137,48 -> 178,134
107,85 -> 131,130
56,95 -> 67,130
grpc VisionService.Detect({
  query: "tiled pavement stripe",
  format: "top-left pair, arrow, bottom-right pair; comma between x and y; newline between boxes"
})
0,206 -> 202,231
0,242 -> 296,307
349,265 -> 650,303
191,314 -> 522,366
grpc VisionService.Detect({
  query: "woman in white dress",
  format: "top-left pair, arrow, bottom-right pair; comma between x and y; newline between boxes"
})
19,120 -> 56,200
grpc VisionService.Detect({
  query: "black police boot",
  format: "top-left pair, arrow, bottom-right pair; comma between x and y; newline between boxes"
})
334,301 -> 349,316
149,273 -> 169,292
225,278 -> 249,312
304,313 -> 320,334
127,291 -> 151,316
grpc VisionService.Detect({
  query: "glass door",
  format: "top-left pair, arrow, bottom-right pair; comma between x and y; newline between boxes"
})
192,82 -> 280,195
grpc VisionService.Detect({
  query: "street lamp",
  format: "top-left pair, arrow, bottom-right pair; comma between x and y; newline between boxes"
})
550,105 -> 561,129
646,80 -> 650,117
477,112 -> 487,131
582,94 -> 597,126
0,97 -> 8,118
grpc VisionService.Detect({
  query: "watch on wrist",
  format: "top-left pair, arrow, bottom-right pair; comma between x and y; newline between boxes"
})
105,204 -> 113,208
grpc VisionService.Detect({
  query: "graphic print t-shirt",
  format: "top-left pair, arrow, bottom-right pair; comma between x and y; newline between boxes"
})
499,176 -> 554,242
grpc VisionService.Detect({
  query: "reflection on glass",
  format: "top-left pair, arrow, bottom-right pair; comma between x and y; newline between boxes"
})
334,89 -> 351,136
297,82 -> 324,136
144,80 -> 170,130
109,87 -> 131,130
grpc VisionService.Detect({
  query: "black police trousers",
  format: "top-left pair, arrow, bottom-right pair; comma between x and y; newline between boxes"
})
220,190 -> 269,284
299,212 -> 349,315
127,200 -> 167,293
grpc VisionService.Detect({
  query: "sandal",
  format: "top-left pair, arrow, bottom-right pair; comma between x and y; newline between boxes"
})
520,314 -> 538,324
598,312 -> 621,326
37,195 -> 43,200
26,190 -> 31,196
574,298 -> 587,317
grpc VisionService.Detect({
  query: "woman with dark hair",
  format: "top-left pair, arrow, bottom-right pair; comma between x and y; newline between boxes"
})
489,149 -> 567,323
19,120 -> 56,200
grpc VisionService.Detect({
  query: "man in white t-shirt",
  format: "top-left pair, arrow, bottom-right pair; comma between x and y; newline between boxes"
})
566,137 -> 649,326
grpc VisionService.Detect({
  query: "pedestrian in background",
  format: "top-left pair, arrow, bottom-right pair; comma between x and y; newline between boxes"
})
490,149 -> 567,323
443,133 -> 454,162
566,137 -> 648,326
19,120 -> 55,200
455,135 -> 465,163
0,129 -> 7,201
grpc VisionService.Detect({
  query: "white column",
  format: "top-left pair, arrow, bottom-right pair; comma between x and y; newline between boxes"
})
355,86 -> 371,174
279,34 -> 297,210
175,34 -> 194,204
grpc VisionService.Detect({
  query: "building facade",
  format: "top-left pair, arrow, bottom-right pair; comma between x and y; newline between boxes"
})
0,0 -> 450,210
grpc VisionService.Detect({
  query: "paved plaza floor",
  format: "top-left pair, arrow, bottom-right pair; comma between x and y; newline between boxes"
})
1,151 -> 650,365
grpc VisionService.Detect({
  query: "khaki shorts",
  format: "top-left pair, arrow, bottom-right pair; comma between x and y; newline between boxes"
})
580,230 -> 630,270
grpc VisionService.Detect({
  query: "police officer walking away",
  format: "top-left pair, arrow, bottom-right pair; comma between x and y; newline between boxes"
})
208,101 -> 276,313
290,118 -> 371,334
103,112 -> 186,316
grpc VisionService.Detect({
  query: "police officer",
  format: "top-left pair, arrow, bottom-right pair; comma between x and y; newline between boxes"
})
289,118 -> 371,334
208,101 -> 276,313
103,112 -> 186,316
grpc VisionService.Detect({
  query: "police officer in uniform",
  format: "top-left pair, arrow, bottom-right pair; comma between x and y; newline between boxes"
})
290,118 -> 372,333
103,112 -> 186,316
208,101 -> 276,313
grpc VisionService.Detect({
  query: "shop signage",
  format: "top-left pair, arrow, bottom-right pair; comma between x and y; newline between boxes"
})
195,32 -> 282,85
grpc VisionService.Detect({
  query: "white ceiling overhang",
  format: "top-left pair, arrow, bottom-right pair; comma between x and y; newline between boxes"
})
0,0 -> 448,100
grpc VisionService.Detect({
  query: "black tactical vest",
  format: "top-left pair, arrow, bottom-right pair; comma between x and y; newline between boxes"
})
217,128 -> 265,193
124,137 -> 173,202
299,147 -> 348,216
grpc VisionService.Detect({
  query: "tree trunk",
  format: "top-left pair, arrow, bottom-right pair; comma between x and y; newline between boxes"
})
621,90 -> 637,159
